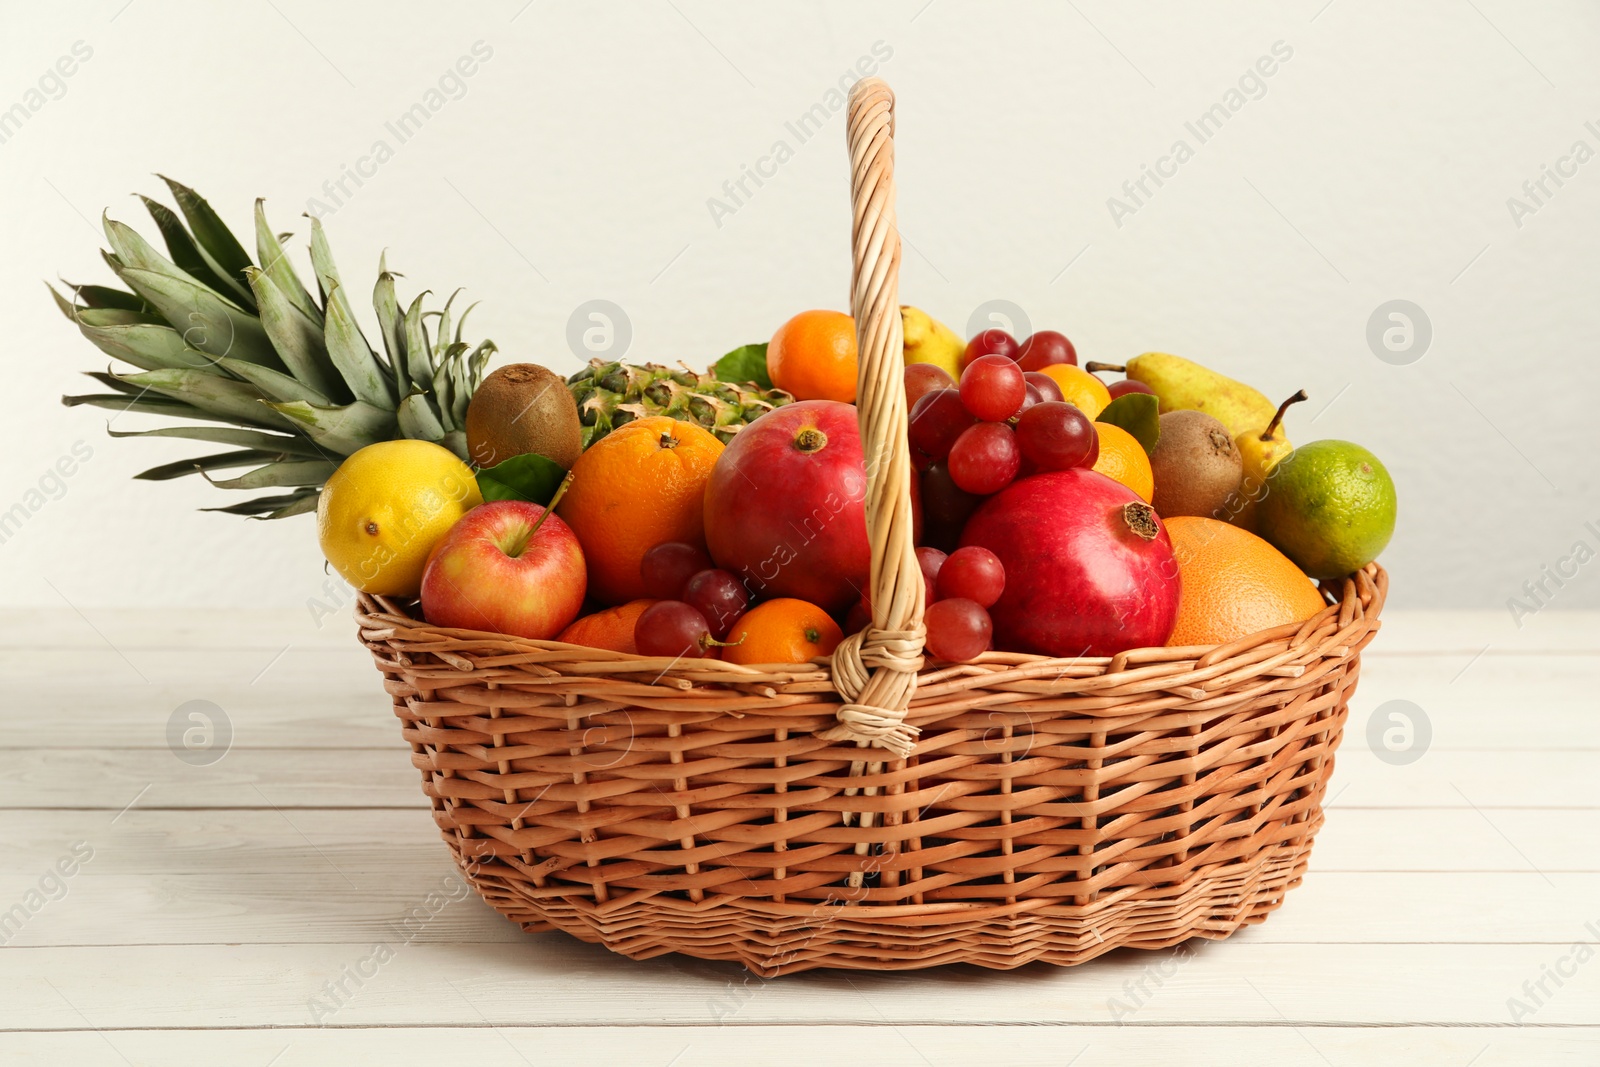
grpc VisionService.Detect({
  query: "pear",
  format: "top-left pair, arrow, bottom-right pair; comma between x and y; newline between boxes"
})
900,305 -> 964,378
1102,353 -> 1278,438
1227,390 -> 1308,533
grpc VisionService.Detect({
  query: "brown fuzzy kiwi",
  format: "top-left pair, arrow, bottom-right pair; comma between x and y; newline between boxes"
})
464,364 -> 583,470
1149,410 -> 1244,519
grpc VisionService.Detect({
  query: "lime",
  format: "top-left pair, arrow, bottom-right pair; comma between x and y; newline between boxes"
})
1257,440 -> 1396,580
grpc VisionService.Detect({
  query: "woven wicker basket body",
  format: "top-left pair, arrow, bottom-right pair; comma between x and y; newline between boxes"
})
355,78 -> 1386,977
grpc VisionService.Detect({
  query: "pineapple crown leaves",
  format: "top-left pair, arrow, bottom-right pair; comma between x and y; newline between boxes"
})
55,179 -> 495,518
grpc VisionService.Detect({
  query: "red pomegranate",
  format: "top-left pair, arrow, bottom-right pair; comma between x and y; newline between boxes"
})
959,469 -> 1180,656
703,400 -> 871,612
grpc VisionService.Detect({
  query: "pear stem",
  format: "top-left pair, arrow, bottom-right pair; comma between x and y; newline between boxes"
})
1084,362 -> 1125,374
527,471 -> 575,538
1261,390 -> 1309,441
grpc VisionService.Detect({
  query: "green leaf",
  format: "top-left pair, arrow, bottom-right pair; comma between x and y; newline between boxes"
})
118,267 -> 280,368
247,266 -> 346,401
202,488 -> 321,518
216,356 -> 333,406
253,200 -> 322,326
266,398 -> 397,454
113,368 -> 295,429
135,450 -> 278,481
107,423 -> 326,457
139,195 -> 242,301
475,452 -> 566,505
713,343 -> 772,389
157,176 -> 257,308
401,290 -> 434,385
323,282 -> 394,407
1096,392 -> 1160,456
204,458 -> 338,490
374,265 -> 407,394
396,391 -> 446,441
58,281 -> 147,312
62,392 -> 238,423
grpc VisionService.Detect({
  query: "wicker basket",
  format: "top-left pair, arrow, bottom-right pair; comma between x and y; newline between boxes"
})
354,77 -> 1386,977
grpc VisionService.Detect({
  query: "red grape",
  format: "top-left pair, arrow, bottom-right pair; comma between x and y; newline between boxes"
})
916,546 -> 947,600
1015,330 -> 1077,371
1015,401 -> 1099,471
635,600 -> 715,658
948,422 -> 1021,495
640,541 -> 711,599
960,328 -> 1019,371
937,546 -> 1005,608
1024,371 -> 1065,404
908,388 -> 976,462
1107,378 -> 1155,399
959,355 -> 1026,422
920,462 -> 982,551
925,598 -> 992,662
905,363 -> 956,409
683,568 -> 751,639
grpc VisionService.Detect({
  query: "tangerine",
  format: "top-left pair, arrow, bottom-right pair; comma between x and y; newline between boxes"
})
767,310 -> 858,403
1038,364 -> 1111,419
1164,516 -> 1327,646
720,597 -> 843,665
1091,422 -> 1155,502
556,599 -> 659,653
557,416 -> 723,604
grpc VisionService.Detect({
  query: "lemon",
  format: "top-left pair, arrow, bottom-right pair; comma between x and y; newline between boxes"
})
1257,440 -> 1396,580
317,440 -> 482,596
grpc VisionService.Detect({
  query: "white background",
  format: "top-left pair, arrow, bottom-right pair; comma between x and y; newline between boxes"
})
2,0 -> 1597,614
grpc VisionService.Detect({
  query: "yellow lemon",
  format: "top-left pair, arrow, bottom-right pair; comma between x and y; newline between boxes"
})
1039,364 -> 1112,419
317,440 -> 482,596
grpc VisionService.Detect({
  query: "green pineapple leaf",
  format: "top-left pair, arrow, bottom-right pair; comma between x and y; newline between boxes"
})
157,176 -> 256,308
135,450 -> 281,481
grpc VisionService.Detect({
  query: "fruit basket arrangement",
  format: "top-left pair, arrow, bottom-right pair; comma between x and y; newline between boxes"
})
58,78 -> 1393,976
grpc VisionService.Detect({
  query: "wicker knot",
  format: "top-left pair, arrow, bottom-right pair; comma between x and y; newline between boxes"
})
820,624 -> 925,758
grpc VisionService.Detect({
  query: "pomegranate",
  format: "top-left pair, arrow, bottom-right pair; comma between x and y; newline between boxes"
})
703,401 -> 871,612
959,469 -> 1180,656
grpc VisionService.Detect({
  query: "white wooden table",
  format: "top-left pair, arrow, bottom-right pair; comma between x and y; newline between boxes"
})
2,608 -> 1595,1065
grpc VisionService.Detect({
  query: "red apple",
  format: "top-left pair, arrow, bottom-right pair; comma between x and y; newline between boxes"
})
420,500 -> 586,639
959,469 -> 1179,656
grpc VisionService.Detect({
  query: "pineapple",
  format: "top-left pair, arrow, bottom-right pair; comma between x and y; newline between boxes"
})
567,359 -> 792,447
56,178 -> 494,518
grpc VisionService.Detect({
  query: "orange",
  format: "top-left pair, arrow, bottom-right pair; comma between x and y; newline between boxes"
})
556,599 -> 658,653
721,597 -> 843,665
1164,516 -> 1327,647
1092,422 -> 1155,502
1039,364 -> 1111,419
767,310 -> 858,403
557,416 -> 723,605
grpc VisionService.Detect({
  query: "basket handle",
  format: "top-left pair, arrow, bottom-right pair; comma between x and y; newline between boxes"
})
819,78 -> 925,758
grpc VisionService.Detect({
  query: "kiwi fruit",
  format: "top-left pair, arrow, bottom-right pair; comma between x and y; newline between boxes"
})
1149,410 -> 1243,519
464,363 -> 583,470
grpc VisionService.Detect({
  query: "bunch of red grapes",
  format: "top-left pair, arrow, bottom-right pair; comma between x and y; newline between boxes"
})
908,329 -> 1101,552
634,541 -> 750,658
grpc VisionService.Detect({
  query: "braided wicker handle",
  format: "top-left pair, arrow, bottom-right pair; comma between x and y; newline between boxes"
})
820,78 -> 925,758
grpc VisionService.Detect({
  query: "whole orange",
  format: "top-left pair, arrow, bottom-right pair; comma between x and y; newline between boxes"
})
721,597 -> 844,665
1164,516 -> 1327,646
556,599 -> 659,653
1039,364 -> 1111,419
1092,422 -> 1155,502
767,310 -> 858,403
558,416 -> 723,604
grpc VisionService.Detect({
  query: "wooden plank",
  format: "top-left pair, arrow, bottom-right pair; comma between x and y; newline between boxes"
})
3,942 -> 1598,1027
1,1026 -> 1595,1066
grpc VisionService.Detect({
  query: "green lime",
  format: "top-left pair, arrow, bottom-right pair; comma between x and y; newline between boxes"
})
1257,440 -> 1396,580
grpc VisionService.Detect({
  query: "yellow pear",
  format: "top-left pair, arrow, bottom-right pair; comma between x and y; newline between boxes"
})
1095,353 -> 1278,438
1227,390 -> 1308,533
900,305 -> 964,378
